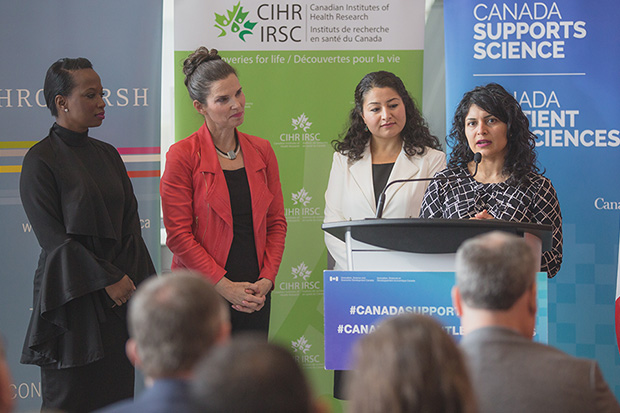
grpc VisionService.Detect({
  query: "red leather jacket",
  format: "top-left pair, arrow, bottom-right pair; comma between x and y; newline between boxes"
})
160,123 -> 287,285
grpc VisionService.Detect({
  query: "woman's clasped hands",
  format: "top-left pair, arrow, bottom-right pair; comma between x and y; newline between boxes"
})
105,274 -> 136,307
216,277 -> 273,313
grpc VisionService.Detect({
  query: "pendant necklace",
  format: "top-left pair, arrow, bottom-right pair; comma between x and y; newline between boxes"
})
214,133 -> 239,160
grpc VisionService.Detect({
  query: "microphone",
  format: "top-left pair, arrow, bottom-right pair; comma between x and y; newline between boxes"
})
472,152 -> 482,174
375,152 -> 482,219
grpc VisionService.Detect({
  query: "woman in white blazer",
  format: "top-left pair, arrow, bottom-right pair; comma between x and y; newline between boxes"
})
324,71 -> 446,271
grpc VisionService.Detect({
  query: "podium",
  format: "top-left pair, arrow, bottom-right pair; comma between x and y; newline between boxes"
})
322,218 -> 552,371
322,218 -> 552,271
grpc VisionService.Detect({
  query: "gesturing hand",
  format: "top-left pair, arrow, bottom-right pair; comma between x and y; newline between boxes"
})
471,209 -> 494,220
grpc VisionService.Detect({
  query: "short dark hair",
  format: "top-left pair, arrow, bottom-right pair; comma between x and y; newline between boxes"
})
455,231 -> 537,310
43,57 -> 93,117
191,335 -> 313,413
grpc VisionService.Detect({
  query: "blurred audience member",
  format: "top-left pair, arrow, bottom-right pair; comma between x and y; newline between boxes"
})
98,271 -> 230,413
191,335 -> 323,413
346,313 -> 477,413
0,337 -> 14,413
454,231 -> 619,413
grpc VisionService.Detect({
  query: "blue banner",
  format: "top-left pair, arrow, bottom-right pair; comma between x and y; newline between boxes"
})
324,270 -> 548,370
445,0 -> 620,397
0,2 -> 162,410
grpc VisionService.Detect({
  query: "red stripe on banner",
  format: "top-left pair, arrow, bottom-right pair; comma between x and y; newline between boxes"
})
117,147 -> 160,155
128,170 -> 160,178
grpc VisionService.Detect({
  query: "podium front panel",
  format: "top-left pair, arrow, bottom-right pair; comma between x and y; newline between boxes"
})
324,270 -> 549,371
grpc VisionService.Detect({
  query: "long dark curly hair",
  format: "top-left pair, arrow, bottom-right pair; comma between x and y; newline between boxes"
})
448,83 -> 540,185
332,71 -> 441,162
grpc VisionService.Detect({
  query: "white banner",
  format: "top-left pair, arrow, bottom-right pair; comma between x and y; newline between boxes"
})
175,0 -> 423,51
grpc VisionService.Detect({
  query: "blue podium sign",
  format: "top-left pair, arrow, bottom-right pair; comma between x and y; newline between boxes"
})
324,270 -> 548,370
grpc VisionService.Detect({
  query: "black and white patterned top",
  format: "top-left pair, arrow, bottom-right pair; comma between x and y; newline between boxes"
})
420,165 -> 563,277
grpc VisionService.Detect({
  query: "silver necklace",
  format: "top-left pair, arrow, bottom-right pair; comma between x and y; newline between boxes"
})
214,136 -> 239,160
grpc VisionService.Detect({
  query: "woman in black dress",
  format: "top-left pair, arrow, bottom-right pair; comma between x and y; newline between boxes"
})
19,58 -> 155,412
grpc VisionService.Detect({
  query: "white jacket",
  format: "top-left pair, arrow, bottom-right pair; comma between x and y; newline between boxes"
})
323,145 -> 446,270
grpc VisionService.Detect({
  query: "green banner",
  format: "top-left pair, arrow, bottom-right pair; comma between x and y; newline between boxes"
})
174,2 -> 426,409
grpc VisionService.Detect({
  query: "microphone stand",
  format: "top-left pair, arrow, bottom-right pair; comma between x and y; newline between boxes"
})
375,152 -> 482,219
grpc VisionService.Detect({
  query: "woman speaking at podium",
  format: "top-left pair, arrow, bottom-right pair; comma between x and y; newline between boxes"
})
420,83 -> 562,277
323,71 -> 446,271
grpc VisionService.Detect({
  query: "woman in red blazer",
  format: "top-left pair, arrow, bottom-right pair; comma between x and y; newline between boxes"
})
160,47 -> 287,335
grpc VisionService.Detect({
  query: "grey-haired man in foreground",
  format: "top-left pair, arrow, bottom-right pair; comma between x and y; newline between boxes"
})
454,231 -> 620,413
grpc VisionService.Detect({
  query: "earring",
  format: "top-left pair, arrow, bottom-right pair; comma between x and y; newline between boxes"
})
364,125 -> 368,132
64,108 -> 69,112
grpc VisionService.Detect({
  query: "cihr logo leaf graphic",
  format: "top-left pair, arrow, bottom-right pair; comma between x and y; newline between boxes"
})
292,113 -> 312,132
214,2 -> 257,41
292,188 -> 312,206
292,262 -> 312,281
292,336 -> 312,354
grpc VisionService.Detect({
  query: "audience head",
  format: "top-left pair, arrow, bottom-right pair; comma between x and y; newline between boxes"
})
126,271 -> 230,379
183,46 -> 237,105
448,83 -> 539,184
455,231 -> 536,310
191,335 -> 315,413
454,231 -> 538,337
0,336 -> 14,413
43,57 -> 94,117
333,70 -> 441,161
347,314 -> 476,413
